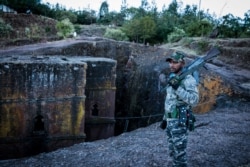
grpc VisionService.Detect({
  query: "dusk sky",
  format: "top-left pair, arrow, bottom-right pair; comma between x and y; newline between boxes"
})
42,0 -> 250,18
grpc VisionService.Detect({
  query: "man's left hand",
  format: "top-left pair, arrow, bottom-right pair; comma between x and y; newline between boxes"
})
160,120 -> 167,130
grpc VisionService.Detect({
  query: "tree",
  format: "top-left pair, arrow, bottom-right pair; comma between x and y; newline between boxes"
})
106,11 -> 126,26
185,19 -> 212,37
160,0 -> 180,30
122,18 -> 141,42
125,7 -> 140,20
181,4 -> 198,23
167,0 -> 179,16
98,1 -> 109,24
122,16 -> 156,44
140,0 -> 150,11
121,0 -> 127,12
155,16 -> 174,42
76,10 -> 97,25
219,14 -> 242,38
155,3 -> 180,43
242,10 -> 250,37
32,3 -> 51,16
54,9 -> 77,23
3,0 -> 41,13
149,0 -> 158,20
140,16 -> 156,44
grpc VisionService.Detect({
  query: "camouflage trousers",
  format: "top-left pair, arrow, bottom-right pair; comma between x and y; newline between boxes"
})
166,119 -> 188,167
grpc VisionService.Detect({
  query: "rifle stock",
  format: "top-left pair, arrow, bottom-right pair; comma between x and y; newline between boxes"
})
203,47 -> 221,61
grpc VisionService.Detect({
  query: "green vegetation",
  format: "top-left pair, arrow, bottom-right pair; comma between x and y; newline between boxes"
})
74,24 -> 82,34
0,18 -> 13,38
56,19 -> 75,38
122,16 -> 156,44
168,27 -> 186,43
0,0 -> 249,43
196,39 -> 210,54
104,28 -> 129,41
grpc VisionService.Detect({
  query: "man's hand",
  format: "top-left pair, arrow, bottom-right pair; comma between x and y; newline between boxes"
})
160,120 -> 167,130
168,76 -> 180,90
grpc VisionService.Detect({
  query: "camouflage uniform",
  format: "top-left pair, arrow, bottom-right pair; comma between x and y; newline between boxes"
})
163,73 -> 199,167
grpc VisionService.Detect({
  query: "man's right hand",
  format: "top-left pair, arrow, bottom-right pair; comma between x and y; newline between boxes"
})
160,120 -> 167,130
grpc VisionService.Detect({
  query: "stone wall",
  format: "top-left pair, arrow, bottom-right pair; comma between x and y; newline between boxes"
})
83,57 -> 117,141
0,55 -> 118,159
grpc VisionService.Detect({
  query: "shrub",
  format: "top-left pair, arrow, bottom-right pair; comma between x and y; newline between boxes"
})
25,27 -> 31,38
45,27 -> 51,33
168,27 -> 186,43
74,24 -> 82,34
179,37 -> 194,46
196,39 -> 209,53
0,18 -> 13,38
104,28 -> 129,41
30,24 -> 40,37
56,18 -> 75,38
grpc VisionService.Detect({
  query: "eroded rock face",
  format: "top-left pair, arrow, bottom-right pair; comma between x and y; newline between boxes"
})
0,37 -> 249,134
194,72 -> 233,113
0,56 -> 87,159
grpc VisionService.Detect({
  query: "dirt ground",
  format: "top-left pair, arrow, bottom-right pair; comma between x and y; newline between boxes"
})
0,99 -> 249,167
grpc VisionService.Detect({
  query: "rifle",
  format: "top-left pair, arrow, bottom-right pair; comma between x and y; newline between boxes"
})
168,47 -> 221,86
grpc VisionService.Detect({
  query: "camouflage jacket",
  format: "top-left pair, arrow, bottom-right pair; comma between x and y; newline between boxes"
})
163,74 -> 199,120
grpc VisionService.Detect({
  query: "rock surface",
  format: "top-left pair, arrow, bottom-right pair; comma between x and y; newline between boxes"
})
0,100 -> 249,167
0,37 -> 249,132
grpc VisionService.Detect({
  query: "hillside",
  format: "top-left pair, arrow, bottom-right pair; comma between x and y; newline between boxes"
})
0,13 -> 59,48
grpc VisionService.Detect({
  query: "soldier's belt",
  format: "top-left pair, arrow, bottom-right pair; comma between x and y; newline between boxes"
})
167,105 -> 188,116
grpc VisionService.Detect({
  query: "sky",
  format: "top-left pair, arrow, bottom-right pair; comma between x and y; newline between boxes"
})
42,0 -> 250,18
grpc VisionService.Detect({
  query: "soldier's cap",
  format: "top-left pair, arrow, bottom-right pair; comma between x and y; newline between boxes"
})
166,51 -> 185,62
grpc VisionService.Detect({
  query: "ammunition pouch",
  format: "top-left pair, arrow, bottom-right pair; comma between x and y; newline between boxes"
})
187,109 -> 196,131
178,106 -> 188,126
177,105 -> 196,131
